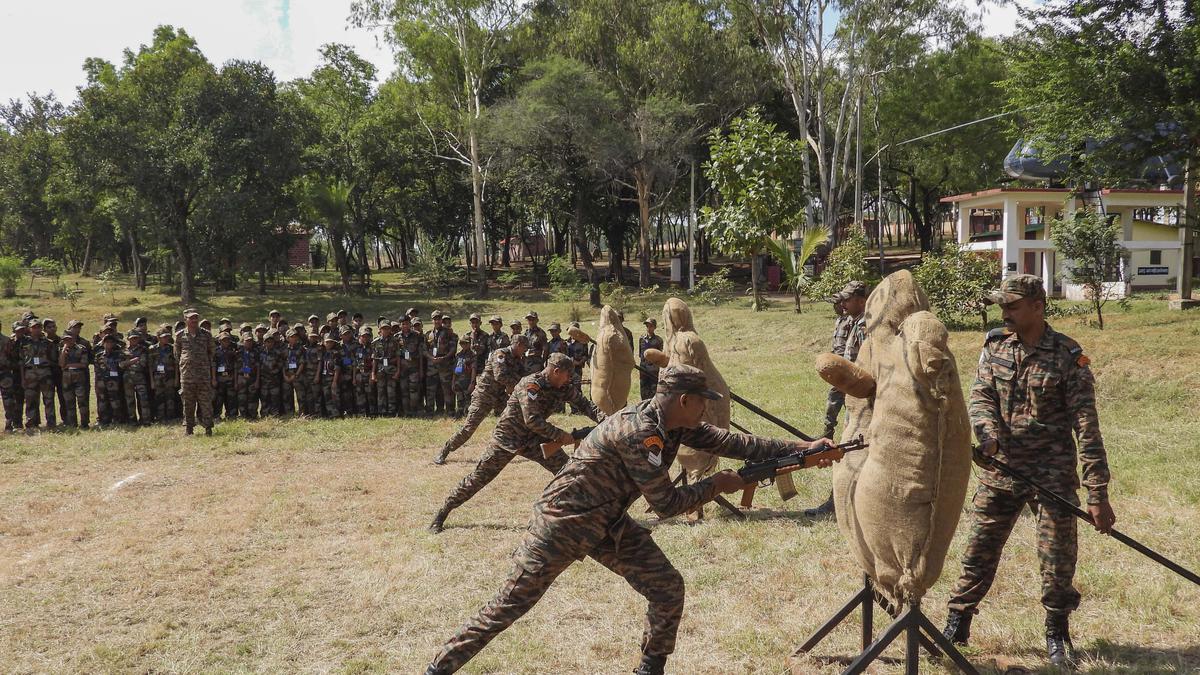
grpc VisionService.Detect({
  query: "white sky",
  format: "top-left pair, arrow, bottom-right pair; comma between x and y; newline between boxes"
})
0,0 -> 1023,107
0,0 -> 396,105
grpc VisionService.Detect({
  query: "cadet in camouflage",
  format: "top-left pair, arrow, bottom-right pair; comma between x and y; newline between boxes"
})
20,320 -> 57,428
944,274 -> 1114,666
424,365 -> 832,675
58,333 -> 91,428
176,310 -> 216,435
428,353 -> 605,534
432,335 -> 530,465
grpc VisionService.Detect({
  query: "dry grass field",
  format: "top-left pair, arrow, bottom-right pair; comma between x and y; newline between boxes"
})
1,272 -> 1199,674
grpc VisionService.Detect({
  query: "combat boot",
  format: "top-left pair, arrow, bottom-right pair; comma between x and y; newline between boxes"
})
423,664 -> 449,675
1046,613 -> 1076,667
942,609 -> 973,645
632,653 -> 666,675
804,492 -> 835,518
428,506 -> 452,534
432,446 -> 450,465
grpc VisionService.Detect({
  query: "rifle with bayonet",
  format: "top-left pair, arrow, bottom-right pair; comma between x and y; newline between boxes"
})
540,426 -> 595,459
738,435 -> 867,486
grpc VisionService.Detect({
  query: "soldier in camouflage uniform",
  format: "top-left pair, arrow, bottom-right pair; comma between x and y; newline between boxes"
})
258,330 -> 284,416
43,318 -> 65,417
449,336 -> 476,417
0,322 -> 22,431
123,331 -> 153,425
213,332 -> 239,420
424,365 -> 832,675
335,326 -> 356,416
486,316 -> 509,353
433,334 -> 530,465
318,335 -> 342,418
176,310 -> 216,435
397,317 -> 426,416
236,334 -> 262,419
466,313 -> 489,373
149,329 -> 180,422
522,311 -> 548,375
806,280 -> 868,518
373,321 -> 400,416
20,319 -> 57,429
429,353 -> 606,534
821,296 -> 850,438
426,314 -> 456,415
943,274 -> 1114,668
637,318 -> 664,401
282,329 -> 306,416
302,332 -> 324,415
349,328 -> 374,415
96,334 -> 129,426
58,332 -> 91,428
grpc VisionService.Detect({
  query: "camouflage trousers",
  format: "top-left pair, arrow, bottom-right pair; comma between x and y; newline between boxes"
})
98,376 -> 128,425
451,379 -> 472,415
281,376 -> 299,415
181,380 -> 214,430
639,371 -> 658,402
426,367 -> 453,414
214,380 -> 238,419
947,483 -> 1081,616
237,382 -> 260,419
0,371 -> 21,429
823,387 -> 845,434
338,380 -> 355,416
259,374 -> 282,416
61,369 -> 90,428
376,370 -> 398,416
124,375 -> 153,425
441,439 -> 568,513
151,375 -> 178,421
352,375 -> 373,415
23,366 -> 56,428
430,519 -> 685,671
439,388 -> 505,458
399,368 -> 421,416
320,380 -> 340,418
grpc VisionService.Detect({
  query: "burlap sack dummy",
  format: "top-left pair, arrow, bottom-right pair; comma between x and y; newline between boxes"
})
590,305 -> 636,415
661,297 -> 730,482
830,270 -> 972,606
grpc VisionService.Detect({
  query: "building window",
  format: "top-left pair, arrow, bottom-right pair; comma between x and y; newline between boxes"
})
1150,250 -> 1162,265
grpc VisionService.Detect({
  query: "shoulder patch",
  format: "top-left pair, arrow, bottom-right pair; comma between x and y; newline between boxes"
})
643,435 -> 664,451
644,436 -> 664,466
1076,354 -> 1090,368
526,381 -> 540,392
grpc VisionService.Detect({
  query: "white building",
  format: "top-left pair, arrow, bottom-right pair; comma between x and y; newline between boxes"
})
942,187 -> 1187,297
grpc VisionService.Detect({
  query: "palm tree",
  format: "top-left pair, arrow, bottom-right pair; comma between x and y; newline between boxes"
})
303,177 -> 354,294
764,225 -> 829,313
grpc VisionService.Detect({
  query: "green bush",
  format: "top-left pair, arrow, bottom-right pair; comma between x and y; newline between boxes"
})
410,239 -> 458,295
548,255 -> 585,301
31,257 -> 64,278
689,267 -> 736,305
600,281 -> 630,310
0,256 -> 21,298
912,242 -> 997,328
807,228 -> 878,301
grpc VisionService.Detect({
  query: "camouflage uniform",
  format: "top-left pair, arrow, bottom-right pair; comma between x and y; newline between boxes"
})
428,376 -> 795,673
637,331 -> 664,401
488,329 -> 511,353
336,337 -> 356,416
436,368 -> 606,518
20,333 -> 56,428
282,338 -> 306,416
348,340 -> 374,415
0,330 -> 21,430
258,337 -> 284,416
148,339 -> 180,422
59,340 -> 92,428
373,329 -> 400,416
236,342 -> 261,419
822,313 -> 852,434
123,338 -> 153,425
45,329 -> 64,417
466,318 -> 489,372
317,341 -> 342,418
427,323 -> 457,415
213,338 -> 239,420
96,344 -> 129,425
450,343 -> 476,416
176,324 -> 216,432
947,323 -> 1109,618
397,327 -> 426,416
438,344 -> 526,460
523,319 -> 548,375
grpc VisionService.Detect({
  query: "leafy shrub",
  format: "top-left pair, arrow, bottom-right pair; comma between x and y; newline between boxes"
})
548,255 -> 585,301
689,267 -> 736,305
912,242 -> 998,328
807,228 -> 878,301
30,257 -> 64,279
600,281 -> 630,310
497,270 -> 522,288
411,238 -> 458,295
0,256 -> 21,298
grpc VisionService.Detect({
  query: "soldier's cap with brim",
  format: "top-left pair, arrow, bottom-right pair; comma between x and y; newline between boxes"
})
326,312 -> 338,322
63,332 -> 77,341
412,319 -> 423,327
269,309 -> 281,317
184,309 -> 200,319
255,324 -> 268,332
157,329 -> 172,338
199,319 -> 212,328
379,320 -> 393,329
826,292 -> 847,304
12,320 -> 27,331
307,332 -> 321,340
173,320 -> 185,329
469,313 -> 481,321
983,273 -> 1046,306
489,315 -> 502,324
337,309 -> 348,317
406,307 -> 418,316
68,319 -> 84,330
102,333 -> 118,344
241,334 -> 256,343
339,326 -> 354,336
21,311 -> 37,320
264,330 -> 279,340
525,311 -> 538,320
442,315 -> 453,322
323,335 -> 338,344
656,364 -> 723,400
509,319 -> 521,327
431,310 -> 443,319
217,331 -> 235,341
219,317 -> 232,325
359,327 -> 373,335
27,319 -> 43,329
285,329 -> 297,338
546,353 -> 573,370
307,314 -> 319,322
548,323 -> 561,331
839,280 -> 868,298
127,332 -> 143,341
643,317 -> 657,326
134,316 -> 147,325
292,323 -> 305,331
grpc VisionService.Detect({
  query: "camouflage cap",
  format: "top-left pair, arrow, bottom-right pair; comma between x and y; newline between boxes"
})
643,317 -> 657,326
255,324 -> 268,332
269,309 -> 281,316
184,308 -> 200,318
199,319 -> 211,328
546,352 -> 573,370
379,320 -> 393,329
840,280 -> 868,298
63,332 -> 77,341
12,320 -> 27,331
322,335 -> 338,344
412,319 -> 423,327
656,364 -> 723,400
431,310 -> 443,319
336,309 -> 348,317
219,317 -> 233,325
173,320 -> 185,330
442,315 -> 453,322
509,319 -> 521,327
525,310 -> 538,320
469,313 -> 481,321
21,311 -> 37,321
359,326 -> 373,335
285,329 -> 297,338
157,328 -> 173,338
326,312 -> 338,322
307,331 -> 320,340
102,313 -> 117,322
134,316 -> 147,325
406,307 -> 418,316
264,329 -> 279,340
240,322 -> 253,331
41,317 -> 56,326
27,318 -> 43,329
127,331 -> 143,341
984,273 -> 1046,305
292,323 -> 305,331
339,326 -> 353,336
218,331 -> 234,341
488,315 -> 502,324
241,333 -> 256,342
67,319 -> 83,330
102,333 -> 118,344
548,322 -> 561,331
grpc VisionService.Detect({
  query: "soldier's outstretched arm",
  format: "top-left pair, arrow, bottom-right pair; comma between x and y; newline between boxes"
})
616,430 -> 717,518
567,386 -> 606,424
1065,353 -> 1110,505
519,382 -> 568,442
679,423 -> 799,462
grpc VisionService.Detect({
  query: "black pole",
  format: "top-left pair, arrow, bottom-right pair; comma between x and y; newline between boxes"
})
975,449 -> 1200,587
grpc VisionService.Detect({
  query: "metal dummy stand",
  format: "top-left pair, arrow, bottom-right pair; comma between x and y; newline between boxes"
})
794,575 -> 978,675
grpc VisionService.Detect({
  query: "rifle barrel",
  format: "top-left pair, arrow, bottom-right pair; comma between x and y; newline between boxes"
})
977,450 -> 1200,587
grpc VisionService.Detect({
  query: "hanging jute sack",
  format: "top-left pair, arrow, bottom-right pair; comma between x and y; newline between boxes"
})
661,297 -> 730,482
590,305 -> 636,415
829,270 -> 972,605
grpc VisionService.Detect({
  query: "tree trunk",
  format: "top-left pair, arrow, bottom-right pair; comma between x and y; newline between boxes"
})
1179,153 -> 1196,300
573,191 -> 601,307
174,232 -> 196,304
468,126 -> 489,298
80,233 -> 94,277
258,265 -> 267,295
329,229 -> 352,294
634,165 -> 653,288
750,253 -> 762,311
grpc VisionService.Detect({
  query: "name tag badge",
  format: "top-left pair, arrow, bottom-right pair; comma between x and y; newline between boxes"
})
288,363 -> 297,369
109,370 -> 118,377
242,367 -> 251,374
217,366 -> 226,373
157,364 -> 166,372
404,350 -> 410,360
432,348 -> 438,357
382,358 -> 388,367
32,357 -> 41,365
